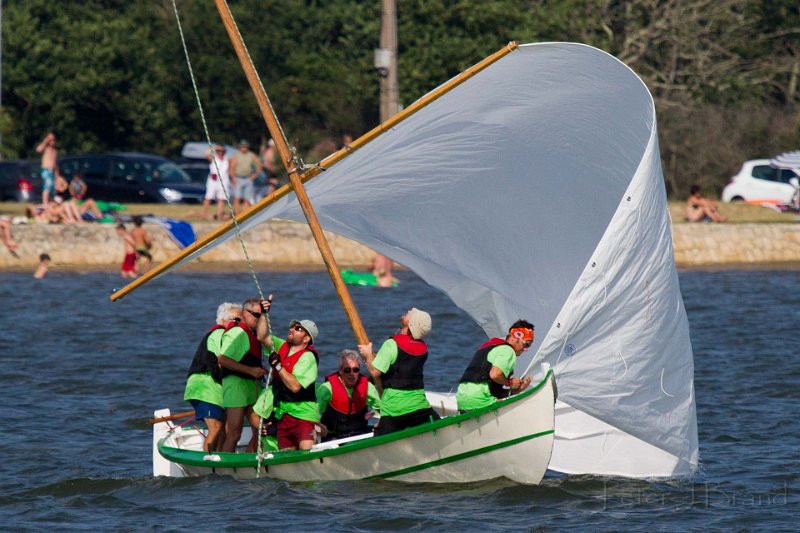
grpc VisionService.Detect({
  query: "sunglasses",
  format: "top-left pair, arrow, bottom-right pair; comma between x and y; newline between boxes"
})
291,325 -> 306,333
523,341 -> 532,348
341,367 -> 360,374
246,309 -> 262,319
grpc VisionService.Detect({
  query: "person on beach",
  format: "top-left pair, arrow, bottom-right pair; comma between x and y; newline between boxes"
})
265,318 -> 321,450
35,132 -> 58,206
130,215 -> 153,273
686,184 -> 726,222
115,223 -> 138,278
33,253 -> 50,279
0,216 -> 19,252
230,139 -> 262,214
358,308 -> 438,436
67,172 -> 103,220
53,174 -> 83,224
218,297 -> 269,453
261,139 -> 279,196
203,145 -> 234,221
455,320 -> 534,412
316,350 -> 381,441
184,302 -> 242,453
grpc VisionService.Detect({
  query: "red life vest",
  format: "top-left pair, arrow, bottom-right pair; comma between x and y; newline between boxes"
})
273,342 -> 319,404
219,321 -> 262,380
321,372 -> 370,439
380,334 -> 428,390
459,337 -> 513,398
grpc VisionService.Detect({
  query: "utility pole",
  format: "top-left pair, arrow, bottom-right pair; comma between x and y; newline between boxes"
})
377,0 -> 398,123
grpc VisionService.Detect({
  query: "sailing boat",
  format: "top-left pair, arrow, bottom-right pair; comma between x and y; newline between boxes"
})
122,12 -> 697,480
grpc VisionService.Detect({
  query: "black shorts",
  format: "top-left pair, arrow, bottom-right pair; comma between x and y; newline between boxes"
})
374,407 -> 440,436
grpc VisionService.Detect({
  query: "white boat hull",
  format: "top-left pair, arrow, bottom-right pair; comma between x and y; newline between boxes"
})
154,369 -> 555,484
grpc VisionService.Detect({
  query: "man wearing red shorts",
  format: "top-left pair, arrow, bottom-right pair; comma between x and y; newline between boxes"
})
266,319 -> 320,450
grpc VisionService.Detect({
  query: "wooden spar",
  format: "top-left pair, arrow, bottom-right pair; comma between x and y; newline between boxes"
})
213,0 -> 368,344
109,42 -> 519,303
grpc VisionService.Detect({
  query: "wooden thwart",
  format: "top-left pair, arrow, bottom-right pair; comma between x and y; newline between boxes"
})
149,410 -> 194,424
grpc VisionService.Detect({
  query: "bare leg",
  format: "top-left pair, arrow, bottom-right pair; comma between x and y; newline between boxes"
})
222,407 -> 244,452
1,220 -> 18,250
204,418 -> 225,453
246,408 -> 262,452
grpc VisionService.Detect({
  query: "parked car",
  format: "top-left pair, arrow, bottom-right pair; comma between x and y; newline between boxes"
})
721,158 -> 800,204
173,157 -> 209,184
0,159 -> 42,202
58,153 -> 205,203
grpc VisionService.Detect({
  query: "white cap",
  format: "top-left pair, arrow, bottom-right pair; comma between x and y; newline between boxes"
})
290,319 -> 318,344
407,308 -> 432,339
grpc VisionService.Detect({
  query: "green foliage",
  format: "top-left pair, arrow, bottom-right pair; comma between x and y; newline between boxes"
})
1,0 -> 798,198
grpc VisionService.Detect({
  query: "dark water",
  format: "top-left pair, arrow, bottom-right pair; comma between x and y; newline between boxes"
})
1,268 -> 798,531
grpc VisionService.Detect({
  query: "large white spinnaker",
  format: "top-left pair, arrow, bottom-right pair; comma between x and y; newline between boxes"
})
126,43 -> 698,477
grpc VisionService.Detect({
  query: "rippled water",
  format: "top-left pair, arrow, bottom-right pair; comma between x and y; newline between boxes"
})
1,268 -> 797,531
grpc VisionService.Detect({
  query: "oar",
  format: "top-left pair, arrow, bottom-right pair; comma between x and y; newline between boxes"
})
149,410 -> 194,424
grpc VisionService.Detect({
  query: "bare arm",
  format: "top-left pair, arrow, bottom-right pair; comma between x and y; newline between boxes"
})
218,354 -> 265,379
273,366 -> 302,393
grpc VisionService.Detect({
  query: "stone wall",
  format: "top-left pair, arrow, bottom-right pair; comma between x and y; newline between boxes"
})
1,220 -> 799,270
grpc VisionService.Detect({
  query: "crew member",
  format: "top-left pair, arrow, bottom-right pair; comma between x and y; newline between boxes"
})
183,302 -> 241,452
317,350 -> 381,441
266,319 -> 321,450
456,319 -> 535,412
218,297 -> 268,453
358,308 -> 437,436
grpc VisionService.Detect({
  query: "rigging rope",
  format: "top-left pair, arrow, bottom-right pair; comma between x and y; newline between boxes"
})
171,0 -> 272,475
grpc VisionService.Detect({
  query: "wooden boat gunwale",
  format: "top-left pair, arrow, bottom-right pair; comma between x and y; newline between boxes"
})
158,369 -> 555,470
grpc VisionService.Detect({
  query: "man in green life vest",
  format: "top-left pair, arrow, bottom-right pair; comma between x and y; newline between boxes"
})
359,308 -> 439,436
183,302 -> 241,452
218,297 -> 269,453
265,319 -> 321,450
456,319 -> 535,412
316,349 -> 381,441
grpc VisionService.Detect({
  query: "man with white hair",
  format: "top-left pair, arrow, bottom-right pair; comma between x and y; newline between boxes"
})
359,308 -> 438,436
183,302 -> 242,452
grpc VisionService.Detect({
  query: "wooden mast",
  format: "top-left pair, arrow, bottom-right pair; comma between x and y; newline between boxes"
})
213,0 -> 369,344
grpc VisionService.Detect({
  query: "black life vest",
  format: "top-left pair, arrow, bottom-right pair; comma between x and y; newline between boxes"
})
381,334 -> 428,391
273,343 -> 319,404
219,321 -> 263,380
320,372 -> 369,438
459,338 -> 512,399
187,324 -> 225,383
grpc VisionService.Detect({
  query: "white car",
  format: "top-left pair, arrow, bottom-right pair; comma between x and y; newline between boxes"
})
721,157 -> 800,204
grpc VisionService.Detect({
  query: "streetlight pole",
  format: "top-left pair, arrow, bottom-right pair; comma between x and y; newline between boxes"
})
378,0 -> 398,122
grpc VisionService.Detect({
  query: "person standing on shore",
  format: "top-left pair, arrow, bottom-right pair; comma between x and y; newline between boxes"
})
35,133 -> 58,206
115,223 -> 138,278
230,139 -> 262,214
130,216 -> 153,273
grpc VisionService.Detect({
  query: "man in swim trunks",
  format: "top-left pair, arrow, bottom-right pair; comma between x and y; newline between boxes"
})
455,320 -> 534,412
115,223 -> 138,278
36,133 -> 58,206
130,215 -> 153,273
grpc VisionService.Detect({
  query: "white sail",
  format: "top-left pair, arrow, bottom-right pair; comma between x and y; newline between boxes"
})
143,43 -> 698,477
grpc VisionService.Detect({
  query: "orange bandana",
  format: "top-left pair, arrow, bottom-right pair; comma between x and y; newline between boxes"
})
510,328 -> 534,343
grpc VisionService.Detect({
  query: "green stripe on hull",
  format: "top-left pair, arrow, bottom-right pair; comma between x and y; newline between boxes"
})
365,429 -> 555,480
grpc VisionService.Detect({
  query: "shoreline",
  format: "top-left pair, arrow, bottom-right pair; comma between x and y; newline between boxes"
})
2,220 -> 799,271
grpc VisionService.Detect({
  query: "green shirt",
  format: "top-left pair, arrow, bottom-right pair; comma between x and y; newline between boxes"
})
316,378 -> 381,416
373,338 -> 431,417
456,343 -> 517,411
275,345 -> 320,423
219,326 -> 264,408
183,328 -> 225,406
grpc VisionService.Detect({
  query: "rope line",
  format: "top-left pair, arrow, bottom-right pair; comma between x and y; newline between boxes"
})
172,0 -> 273,475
